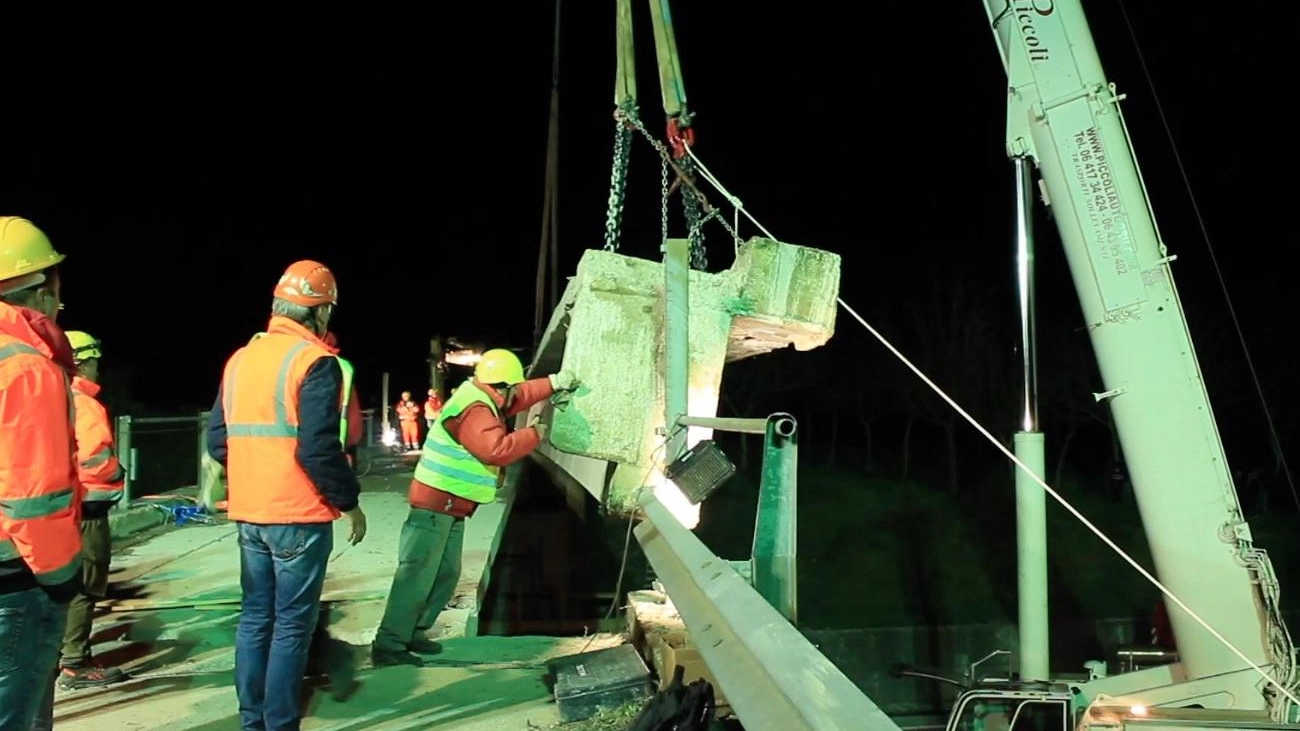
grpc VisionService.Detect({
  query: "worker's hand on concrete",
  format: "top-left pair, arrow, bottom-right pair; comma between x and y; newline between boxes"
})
344,506 -> 367,545
549,370 -> 580,392
532,420 -> 550,442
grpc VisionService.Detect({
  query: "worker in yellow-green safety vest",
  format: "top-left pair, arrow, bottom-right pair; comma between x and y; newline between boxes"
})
249,331 -> 362,468
369,348 -> 580,667
322,332 -> 362,467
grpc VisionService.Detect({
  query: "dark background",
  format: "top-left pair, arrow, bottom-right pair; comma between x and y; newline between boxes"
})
5,0 -> 1299,665
3,3 -> 1288,419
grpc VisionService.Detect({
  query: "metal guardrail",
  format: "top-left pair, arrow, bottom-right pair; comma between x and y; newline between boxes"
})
112,413 -> 208,509
634,493 -> 904,731
112,409 -> 380,509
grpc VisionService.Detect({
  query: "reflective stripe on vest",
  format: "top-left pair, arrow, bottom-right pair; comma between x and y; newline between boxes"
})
412,381 -> 501,504
0,341 -> 78,565
338,355 -> 354,444
251,331 -> 352,445
221,329 -> 339,524
224,341 -> 311,438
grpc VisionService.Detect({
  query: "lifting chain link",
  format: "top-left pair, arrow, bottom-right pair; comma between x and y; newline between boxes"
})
603,101 -> 640,253
679,155 -> 708,271
660,156 -> 669,250
613,107 -> 742,268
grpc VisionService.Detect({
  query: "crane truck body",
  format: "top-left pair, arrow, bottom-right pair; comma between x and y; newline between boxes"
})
936,1 -> 1300,730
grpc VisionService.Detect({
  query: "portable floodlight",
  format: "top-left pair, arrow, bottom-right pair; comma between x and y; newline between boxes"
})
664,439 -> 736,505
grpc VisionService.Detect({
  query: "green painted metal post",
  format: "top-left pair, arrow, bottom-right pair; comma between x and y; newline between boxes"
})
752,413 -> 798,623
196,410 -> 208,492
115,414 -> 133,510
1015,432 -> 1049,680
1013,154 -> 1050,681
664,238 -> 691,463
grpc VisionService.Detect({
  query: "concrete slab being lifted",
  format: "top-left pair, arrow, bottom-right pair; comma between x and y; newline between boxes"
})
527,237 -> 841,518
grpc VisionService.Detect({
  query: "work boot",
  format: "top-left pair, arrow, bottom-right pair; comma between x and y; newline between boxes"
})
59,663 -> 125,690
409,637 -> 443,655
370,646 -> 424,668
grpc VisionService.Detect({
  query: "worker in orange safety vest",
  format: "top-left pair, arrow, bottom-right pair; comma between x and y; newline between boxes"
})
0,216 -> 85,731
57,330 -> 127,691
206,259 -> 366,731
395,391 -> 421,451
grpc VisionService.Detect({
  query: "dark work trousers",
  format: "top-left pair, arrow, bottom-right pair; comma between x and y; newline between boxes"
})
0,588 -> 67,731
60,515 -> 112,666
372,508 -> 464,653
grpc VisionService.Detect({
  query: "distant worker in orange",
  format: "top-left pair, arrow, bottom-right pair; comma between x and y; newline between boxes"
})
323,332 -> 364,470
58,331 -> 127,690
0,216 -> 85,730
207,260 -> 366,731
423,388 -> 443,432
370,348 -> 578,666
395,390 -> 421,451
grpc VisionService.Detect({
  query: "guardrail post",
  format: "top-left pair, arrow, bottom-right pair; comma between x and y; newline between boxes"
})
752,413 -> 799,624
196,411 -> 209,490
363,408 -> 375,447
114,414 -> 134,510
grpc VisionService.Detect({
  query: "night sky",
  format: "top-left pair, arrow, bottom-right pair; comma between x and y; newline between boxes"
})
2,2 -> 1290,435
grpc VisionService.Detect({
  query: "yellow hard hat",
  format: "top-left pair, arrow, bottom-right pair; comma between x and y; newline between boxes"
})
0,216 -> 66,293
65,330 -> 102,363
475,348 -> 525,385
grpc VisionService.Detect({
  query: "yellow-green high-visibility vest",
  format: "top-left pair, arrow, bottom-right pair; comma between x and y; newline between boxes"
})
412,380 -> 502,503
337,355 -> 354,445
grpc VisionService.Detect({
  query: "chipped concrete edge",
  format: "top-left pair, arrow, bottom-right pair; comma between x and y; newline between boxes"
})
108,503 -> 167,541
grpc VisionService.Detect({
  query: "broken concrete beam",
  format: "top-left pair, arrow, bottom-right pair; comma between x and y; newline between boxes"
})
726,238 -> 841,362
533,250 -> 739,465
527,238 -> 841,516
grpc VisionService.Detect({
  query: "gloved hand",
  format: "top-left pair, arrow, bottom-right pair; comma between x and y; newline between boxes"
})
549,370 -> 580,393
532,419 -> 550,442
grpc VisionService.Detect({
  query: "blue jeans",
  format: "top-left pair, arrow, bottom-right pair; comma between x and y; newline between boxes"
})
235,522 -> 332,731
0,588 -> 67,731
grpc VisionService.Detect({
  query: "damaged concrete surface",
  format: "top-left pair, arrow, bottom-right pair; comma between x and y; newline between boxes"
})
55,463 -> 625,730
530,238 -> 841,515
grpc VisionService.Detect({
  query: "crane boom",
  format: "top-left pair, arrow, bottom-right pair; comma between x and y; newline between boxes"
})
980,0 -> 1296,716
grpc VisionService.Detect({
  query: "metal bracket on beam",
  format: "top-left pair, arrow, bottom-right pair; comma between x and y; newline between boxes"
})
635,494 -> 901,731
677,413 -> 796,435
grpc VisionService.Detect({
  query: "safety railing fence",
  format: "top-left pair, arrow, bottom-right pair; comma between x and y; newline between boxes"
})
112,408 -> 377,509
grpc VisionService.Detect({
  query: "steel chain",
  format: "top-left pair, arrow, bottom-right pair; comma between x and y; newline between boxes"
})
612,107 -> 743,265
660,156 -> 669,250
603,102 -> 640,253
679,155 -> 708,270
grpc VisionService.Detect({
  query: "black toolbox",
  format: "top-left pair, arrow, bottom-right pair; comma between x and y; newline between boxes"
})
548,643 -> 655,722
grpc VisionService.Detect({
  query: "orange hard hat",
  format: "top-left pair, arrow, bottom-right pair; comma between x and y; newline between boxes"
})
274,260 -> 338,306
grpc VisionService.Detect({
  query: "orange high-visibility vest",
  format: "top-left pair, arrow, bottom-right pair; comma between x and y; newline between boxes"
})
71,376 -> 125,507
220,316 -> 340,524
0,304 -> 83,586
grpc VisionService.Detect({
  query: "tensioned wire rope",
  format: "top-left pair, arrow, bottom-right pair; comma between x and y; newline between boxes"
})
665,138 -> 1300,710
